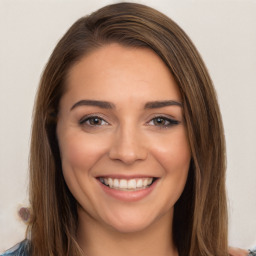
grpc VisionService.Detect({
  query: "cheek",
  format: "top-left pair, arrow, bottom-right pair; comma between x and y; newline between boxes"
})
150,128 -> 191,172
57,131 -> 110,175
57,131 -> 112,210
149,127 -> 191,200
145,128 -> 191,214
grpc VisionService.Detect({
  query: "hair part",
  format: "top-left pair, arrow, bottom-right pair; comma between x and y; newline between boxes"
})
28,3 -> 227,256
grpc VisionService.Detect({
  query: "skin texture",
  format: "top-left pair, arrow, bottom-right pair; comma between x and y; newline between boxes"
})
57,43 -> 191,256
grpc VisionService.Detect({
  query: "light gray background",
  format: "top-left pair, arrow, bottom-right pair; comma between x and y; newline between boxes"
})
0,0 -> 255,252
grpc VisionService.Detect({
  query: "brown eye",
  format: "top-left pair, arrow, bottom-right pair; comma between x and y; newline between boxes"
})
80,116 -> 108,126
88,117 -> 102,125
148,116 -> 180,128
153,117 -> 167,126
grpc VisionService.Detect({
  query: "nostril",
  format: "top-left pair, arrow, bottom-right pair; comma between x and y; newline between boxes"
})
108,128 -> 147,164
109,145 -> 148,164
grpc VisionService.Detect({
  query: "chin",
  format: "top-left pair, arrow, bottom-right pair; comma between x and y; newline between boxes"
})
107,218 -> 153,234
102,207 -> 166,234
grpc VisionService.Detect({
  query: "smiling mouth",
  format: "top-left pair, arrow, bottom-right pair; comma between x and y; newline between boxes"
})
98,177 -> 157,191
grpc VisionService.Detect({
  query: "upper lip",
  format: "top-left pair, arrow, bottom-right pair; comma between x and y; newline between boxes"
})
96,174 -> 158,179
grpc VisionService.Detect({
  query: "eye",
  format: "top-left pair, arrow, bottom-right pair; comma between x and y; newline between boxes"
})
80,116 -> 109,127
148,116 -> 180,128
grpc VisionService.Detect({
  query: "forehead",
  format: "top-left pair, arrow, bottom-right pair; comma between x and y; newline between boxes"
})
64,43 -> 181,105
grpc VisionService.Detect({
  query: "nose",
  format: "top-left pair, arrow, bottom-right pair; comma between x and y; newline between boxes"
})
108,125 -> 147,165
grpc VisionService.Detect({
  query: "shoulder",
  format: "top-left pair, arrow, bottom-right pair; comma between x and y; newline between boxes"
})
0,240 -> 29,256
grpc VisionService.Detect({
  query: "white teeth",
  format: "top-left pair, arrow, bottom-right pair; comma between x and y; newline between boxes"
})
147,178 -> 153,185
128,179 -> 136,189
99,177 -> 154,191
108,178 -> 113,188
119,179 -> 127,188
113,179 -> 119,188
136,179 -> 143,188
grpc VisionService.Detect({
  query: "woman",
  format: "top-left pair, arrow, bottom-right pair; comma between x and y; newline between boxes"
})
1,2 -> 254,256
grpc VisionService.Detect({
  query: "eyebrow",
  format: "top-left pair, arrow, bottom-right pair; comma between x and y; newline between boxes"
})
70,100 -> 115,110
144,100 -> 182,109
70,99 -> 182,111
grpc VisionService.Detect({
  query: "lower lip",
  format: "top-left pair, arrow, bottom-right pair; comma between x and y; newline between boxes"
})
97,179 -> 158,202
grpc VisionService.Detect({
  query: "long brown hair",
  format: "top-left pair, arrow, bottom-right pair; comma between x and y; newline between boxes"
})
28,2 -> 228,255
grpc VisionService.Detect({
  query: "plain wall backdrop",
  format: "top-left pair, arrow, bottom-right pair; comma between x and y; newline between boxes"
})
0,0 -> 256,252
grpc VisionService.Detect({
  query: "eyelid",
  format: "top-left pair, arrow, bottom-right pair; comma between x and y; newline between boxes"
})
146,115 -> 180,127
79,114 -> 110,126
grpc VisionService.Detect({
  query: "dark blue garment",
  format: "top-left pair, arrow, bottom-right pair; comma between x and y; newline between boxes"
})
0,240 -> 29,256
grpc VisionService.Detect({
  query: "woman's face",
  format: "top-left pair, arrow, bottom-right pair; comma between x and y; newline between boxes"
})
57,43 -> 191,233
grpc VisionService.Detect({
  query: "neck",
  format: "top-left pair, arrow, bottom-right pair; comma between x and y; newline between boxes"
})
77,208 -> 178,256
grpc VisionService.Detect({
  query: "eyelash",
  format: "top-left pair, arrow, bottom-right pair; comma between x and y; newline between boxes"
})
79,115 -> 109,127
79,115 -> 180,128
147,116 -> 180,128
